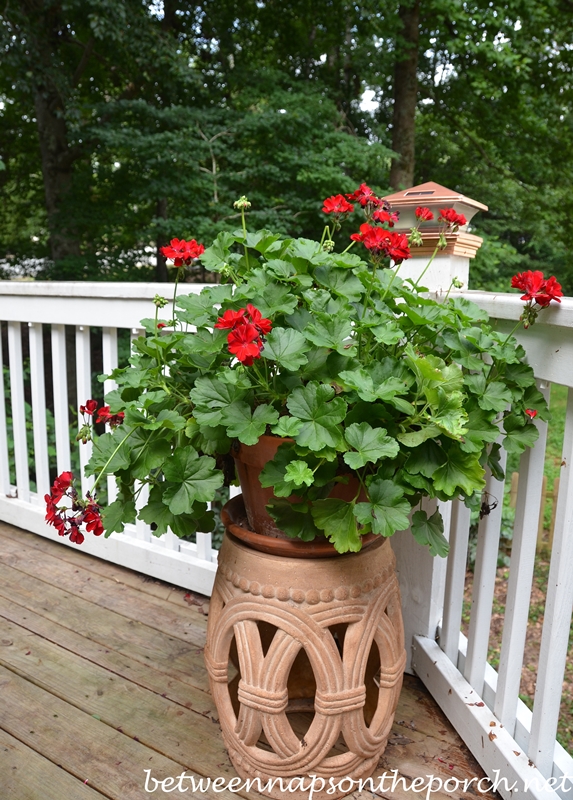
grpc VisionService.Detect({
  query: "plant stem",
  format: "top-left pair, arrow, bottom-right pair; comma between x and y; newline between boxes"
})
413,244 -> 440,288
241,207 -> 250,270
91,428 -> 137,495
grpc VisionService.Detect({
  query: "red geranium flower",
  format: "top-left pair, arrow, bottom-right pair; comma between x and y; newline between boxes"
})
214,309 -> 246,330
157,322 -> 166,330
438,208 -> 467,227
227,324 -> 263,363
415,206 -> 434,222
246,304 -> 272,335
160,238 -> 205,267
322,194 -> 354,215
351,224 -> 411,263
346,183 -> 380,207
80,399 -> 98,416
525,409 -> 538,419
511,271 -> 563,306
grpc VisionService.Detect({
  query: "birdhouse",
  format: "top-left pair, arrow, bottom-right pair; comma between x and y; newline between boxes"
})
382,181 -> 488,291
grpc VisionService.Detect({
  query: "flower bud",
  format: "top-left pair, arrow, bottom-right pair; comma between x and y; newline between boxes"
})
154,294 -> 168,308
233,196 -> 252,210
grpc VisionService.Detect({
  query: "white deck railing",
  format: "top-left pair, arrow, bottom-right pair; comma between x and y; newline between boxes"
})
0,282 -> 220,596
0,282 -> 571,798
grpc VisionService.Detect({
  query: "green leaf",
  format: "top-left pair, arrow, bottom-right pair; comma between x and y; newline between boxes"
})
286,382 -> 347,451
459,407 -> 500,454
343,423 -> 399,469
137,485 -> 175,536
261,327 -> 309,370
162,446 -> 223,514
305,318 -> 356,355
175,293 -> 217,327
478,381 -> 513,412
190,378 -> 246,426
397,425 -> 442,447
502,415 -> 540,454
199,231 -> 234,271
429,390 -> 469,438
354,479 -> 411,538
85,431 -> 131,476
102,498 -> 136,535
284,461 -> 314,487
405,440 -> 447,478
410,510 -> 449,557
266,499 -> 320,541
129,430 -> 172,479
259,443 -> 299,496
252,284 -> 298,317
142,409 -> 187,431
271,416 -> 303,437
221,402 -> 279,445
433,449 -> 486,496
314,266 -> 364,301
311,498 -> 362,553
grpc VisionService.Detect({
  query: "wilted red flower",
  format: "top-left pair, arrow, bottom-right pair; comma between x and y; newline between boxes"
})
45,475 -> 104,545
372,209 -> 400,227
438,208 -> 467,227
96,406 -> 125,427
415,206 -> 434,221
525,409 -> 538,419
80,399 -> 98,416
351,224 -> 411,263
511,271 -> 563,307
322,194 -> 354,215
160,238 -> 205,267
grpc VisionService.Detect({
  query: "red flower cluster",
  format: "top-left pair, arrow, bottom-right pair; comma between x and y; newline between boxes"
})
215,304 -> 272,365
345,183 -> 389,210
511,271 -> 563,308
438,208 -> 467,228
415,206 -> 434,222
322,194 -> 354,215
350,224 -> 411,264
45,472 -> 104,545
160,238 -> 205,267
80,399 -> 124,430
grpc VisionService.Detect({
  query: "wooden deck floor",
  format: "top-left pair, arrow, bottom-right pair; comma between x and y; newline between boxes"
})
0,523 -> 497,800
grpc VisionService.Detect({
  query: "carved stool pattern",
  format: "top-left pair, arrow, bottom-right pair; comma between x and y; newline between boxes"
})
205,533 -> 406,800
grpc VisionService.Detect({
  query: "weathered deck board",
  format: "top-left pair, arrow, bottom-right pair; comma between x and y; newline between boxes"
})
0,523 -> 496,800
0,728 -> 106,800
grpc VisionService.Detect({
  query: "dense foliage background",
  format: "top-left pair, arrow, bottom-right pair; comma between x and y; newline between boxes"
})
1,0 -> 572,291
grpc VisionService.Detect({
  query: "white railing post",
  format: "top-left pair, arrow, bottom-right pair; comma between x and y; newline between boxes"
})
75,325 -> 93,495
392,498 -> 451,672
0,327 -> 12,495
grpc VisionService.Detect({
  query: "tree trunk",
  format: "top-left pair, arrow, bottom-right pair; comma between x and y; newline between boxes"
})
389,0 -> 420,190
155,198 -> 169,282
34,86 -> 81,262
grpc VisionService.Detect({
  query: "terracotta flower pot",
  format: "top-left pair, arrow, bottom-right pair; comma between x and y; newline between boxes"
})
232,435 -> 365,540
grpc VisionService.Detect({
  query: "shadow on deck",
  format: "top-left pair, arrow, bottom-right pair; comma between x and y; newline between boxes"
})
0,523 -> 497,800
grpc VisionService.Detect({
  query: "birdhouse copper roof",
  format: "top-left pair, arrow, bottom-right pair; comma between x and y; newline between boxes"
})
382,181 -> 488,232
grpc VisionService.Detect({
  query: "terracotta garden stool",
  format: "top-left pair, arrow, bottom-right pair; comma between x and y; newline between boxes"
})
205,523 -> 406,800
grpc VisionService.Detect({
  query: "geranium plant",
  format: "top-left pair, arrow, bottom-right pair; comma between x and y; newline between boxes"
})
45,186 -> 562,555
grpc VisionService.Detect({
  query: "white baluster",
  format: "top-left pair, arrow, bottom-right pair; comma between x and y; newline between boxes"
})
495,383 -> 550,736
463,449 -> 507,698
0,326 -> 12,495
102,327 -> 119,504
75,326 -> 94,496
28,323 -> 50,499
440,499 -> 472,665
7,322 -> 29,503
529,387 -> 573,776
51,324 -> 71,475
